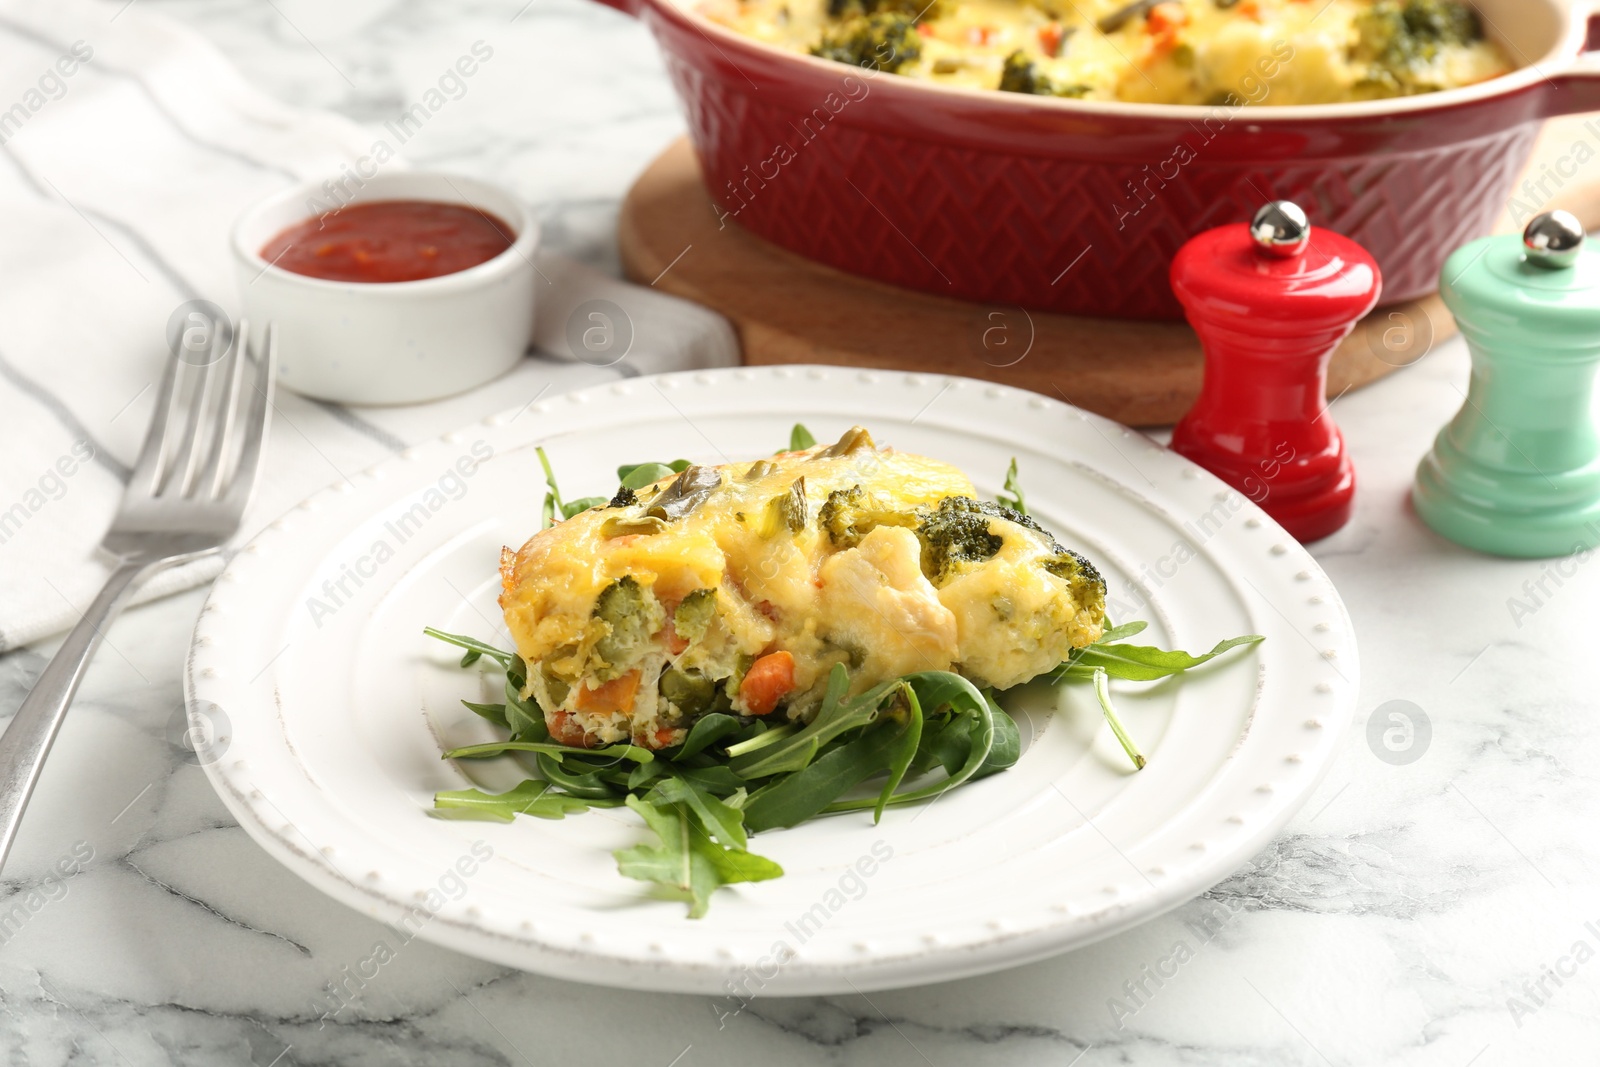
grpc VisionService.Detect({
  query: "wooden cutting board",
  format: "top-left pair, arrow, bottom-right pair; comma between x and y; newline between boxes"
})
619,121 -> 1600,426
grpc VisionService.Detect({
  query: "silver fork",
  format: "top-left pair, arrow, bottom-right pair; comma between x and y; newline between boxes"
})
0,321 -> 275,872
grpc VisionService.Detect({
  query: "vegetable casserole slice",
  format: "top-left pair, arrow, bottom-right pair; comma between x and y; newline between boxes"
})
499,427 -> 1106,750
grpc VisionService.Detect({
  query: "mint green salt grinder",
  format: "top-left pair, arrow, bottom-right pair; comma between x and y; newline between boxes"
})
1414,211 -> 1600,558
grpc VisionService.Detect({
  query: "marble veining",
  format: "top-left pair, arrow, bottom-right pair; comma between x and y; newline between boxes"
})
1,0 -> 1599,1063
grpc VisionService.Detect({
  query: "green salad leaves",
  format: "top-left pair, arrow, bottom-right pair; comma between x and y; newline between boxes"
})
426,424 -> 1263,916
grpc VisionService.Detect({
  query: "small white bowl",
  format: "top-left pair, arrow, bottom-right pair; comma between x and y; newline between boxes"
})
231,171 -> 539,405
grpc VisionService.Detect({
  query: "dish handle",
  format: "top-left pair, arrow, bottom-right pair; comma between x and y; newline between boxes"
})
1540,3 -> 1600,115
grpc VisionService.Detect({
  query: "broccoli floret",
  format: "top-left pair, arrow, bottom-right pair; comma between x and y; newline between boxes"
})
998,52 -> 1049,95
1354,0 -> 1482,94
826,0 -> 940,20
592,576 -> 664,680
997,51 -> 1091,97
915,497 -> 1008,584
1041,547 -> 1106,624
1401,0 -> 1480,44
914,497 -> 1106,599
817,485 -> 920,549
810,13 -> 921,73
674,588 -> 718,645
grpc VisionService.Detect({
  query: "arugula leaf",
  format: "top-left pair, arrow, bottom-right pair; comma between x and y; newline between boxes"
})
998,457 -> 1027,515
614,798 -> 717,915
913,714 -> 973,778
673,764 -> 747,796
904,696 -> 1017,783
535,751 -> 622,801
730,667 -> 899,778
534,451 -> 606,521
651,776 -> 748,849
424,628 -> 517,670
614,796 -> 782,918
824,672 -> 995,814
628,760 -> 667,790
742,721 -> 907,833
874,685 -> 923,822
974,698 -> 1022,779
617,460 -> 690,490
789,423 -> 817,451
1058,634 -> 1264,682
443,740 -> 654,763
1094,667 -> 1147,771
723,721 -> 799,759
460,700 -> 510,730
698,842 -> 785,886
433,779 -> 601,822
503,673 -> 546,739
1098,620 -> 1148,643
537,446 -> 565,529
729,720 -> 770,746
672,713 -> 744,760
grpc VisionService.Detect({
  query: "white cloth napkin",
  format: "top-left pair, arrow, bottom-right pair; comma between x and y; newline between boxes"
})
0,0 -> 738,652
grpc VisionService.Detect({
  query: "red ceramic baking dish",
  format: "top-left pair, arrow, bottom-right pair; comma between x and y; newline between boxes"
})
595,0 -> 1600,319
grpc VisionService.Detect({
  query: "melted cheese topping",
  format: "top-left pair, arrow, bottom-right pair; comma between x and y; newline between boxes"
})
498,430 -> 1105,748
703,0 -> 1510,105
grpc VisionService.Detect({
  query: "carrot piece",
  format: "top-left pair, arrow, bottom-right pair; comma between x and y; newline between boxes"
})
1145,2 -> 1186,33
632,725 -> 680,750
575,670 -> 642,714
738,651 -> 796,717
1038,22 -> 1065,57
1144,2 -> 1187,56
547,711 -> 591,748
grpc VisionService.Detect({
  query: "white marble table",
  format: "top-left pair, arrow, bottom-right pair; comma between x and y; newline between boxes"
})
4,1 -> 1599,1063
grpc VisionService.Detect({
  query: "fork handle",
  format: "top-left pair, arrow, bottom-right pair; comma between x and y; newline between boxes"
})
0,560 -> 161,872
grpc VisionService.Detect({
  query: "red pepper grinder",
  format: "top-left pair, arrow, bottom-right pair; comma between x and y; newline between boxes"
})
1170,201 -> 1382,543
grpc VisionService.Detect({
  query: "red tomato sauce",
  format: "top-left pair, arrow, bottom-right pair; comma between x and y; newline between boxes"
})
261,200 -> 515,283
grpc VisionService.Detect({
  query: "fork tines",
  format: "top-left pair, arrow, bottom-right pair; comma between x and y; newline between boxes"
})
131,319 -> 275,507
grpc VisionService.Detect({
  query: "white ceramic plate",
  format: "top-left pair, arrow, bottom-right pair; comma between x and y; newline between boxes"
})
185,366 -> 1356,994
